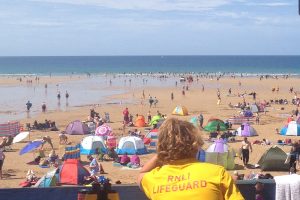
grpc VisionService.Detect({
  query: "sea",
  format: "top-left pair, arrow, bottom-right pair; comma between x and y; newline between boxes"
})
0,55 -> 299,123
0,55 -> 300,75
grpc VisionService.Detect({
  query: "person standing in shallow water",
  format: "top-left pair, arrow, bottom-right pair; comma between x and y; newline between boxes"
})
138,118 -> 244,200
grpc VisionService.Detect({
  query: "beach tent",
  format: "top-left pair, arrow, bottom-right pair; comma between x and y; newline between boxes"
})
250,104 -> 259,113
60,159 -> 90,185
135,115 -> 146,127
80,136 -> 107,155
236,123 -> 258,137
144,129 -> 158,145
280,121 -> 300,136
95,124 -> 112,137
150,115 -> 162,126
34,169 -> 58,188
172,106 -> 188,116
204,139 -> 235,170
258,146 -> 289,171
190,117 -> 199,127
243,110 -> 253,117
65,120 -> 89,135
116,136 -> 147,155
204,118 -> 227,132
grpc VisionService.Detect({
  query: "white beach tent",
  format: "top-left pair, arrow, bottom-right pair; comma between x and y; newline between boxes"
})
80,136 -> 107,155
116,136 -> 147,155
280,121 -> 300,136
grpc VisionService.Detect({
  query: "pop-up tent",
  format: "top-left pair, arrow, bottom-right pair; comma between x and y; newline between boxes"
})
204,118 -> 227,132
172,106 -> 188,116
236,123 -> 258,137
150,115 -> 162,126
258,146 -> 289,171
116,136 -> 147,155
60,159 -> 90,185
65,120 -> 89,135
135,115 -> 146,127
280,121 -> 300,136
34,169 -> 58,188
204,139 -> 235,170
80,136 -> 107,155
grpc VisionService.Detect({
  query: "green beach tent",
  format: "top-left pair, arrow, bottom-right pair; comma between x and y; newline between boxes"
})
204,118 -> 227,132
258,146 -> 289,171
150,115 -> 162,126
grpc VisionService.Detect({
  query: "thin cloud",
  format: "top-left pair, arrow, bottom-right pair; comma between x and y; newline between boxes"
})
246,2 -> 292,7
29,0 -> 232,11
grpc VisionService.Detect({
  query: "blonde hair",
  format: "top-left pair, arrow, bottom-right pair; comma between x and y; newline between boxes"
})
157,118 -> 204,164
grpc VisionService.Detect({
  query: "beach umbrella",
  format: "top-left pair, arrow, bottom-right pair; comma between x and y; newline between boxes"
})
19,140 -> 43,155
95,124 -> 112,137
13,131 -> 30,144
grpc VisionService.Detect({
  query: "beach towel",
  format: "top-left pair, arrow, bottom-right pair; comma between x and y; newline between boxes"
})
274,174 -> 300,200
121,166 -> 141,171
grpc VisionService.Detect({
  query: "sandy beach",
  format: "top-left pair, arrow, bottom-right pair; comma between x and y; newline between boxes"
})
1,75 -> 300,188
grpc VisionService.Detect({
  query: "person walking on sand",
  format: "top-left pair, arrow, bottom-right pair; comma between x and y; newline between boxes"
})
0,148 -> 5,179
241,137 -> 252,167
138,118 -> 244,200
123,107 -> 129,124
171,92 -> 174,101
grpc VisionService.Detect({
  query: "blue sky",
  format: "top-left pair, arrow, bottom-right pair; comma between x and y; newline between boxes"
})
0,0 -> 299,55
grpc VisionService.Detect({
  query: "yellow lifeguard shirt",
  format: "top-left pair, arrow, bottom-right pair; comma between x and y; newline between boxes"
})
141,159 -> 244,200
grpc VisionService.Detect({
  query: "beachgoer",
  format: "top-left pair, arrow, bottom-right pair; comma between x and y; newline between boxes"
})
89,155 -> 99,176
128,153 -> 140,168
123,107 -> 129,124
57,91 -> 61,100
149,96 -> 154,108
42,102 -> 46,112
241,137 -> 252,167
147,111 -> 152,123
26,101 -> 32,111
120,153 -> 130,165
289,144 -> 299,170
42,136 -> 54,150
0,148 -> 5,179
59,132 -> 68,144
138,118 -> 244,200
65,91 -> 69,99
171,92 -> 174,101
154,97 -> 158,107
198,113 -> 204,128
